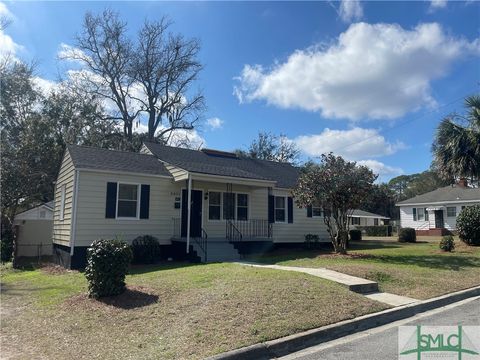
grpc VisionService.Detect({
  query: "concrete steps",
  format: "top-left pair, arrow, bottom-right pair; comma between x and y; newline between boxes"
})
191,240 -> 241,263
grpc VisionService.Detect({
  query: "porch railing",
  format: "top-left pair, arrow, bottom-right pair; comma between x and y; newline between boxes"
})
192,228 -> 208,262
226,219 -> 272,241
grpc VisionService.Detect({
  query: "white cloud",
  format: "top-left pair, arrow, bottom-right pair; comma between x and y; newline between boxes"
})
32,77 -> 58,95
0,2 -> 13,19
234,22 -> 479,121
0,2 -> 21,60
339,0 -> 363,23
357,159 -> 404,178
429,0 -> 447,11
206,117 -> 224,130
294,127 -> 405,161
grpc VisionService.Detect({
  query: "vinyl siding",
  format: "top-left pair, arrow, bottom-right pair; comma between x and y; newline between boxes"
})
73,171 -> 178,247
52,151 -> 75,246
15,220 -> 53,257
271,189 -> 329,243
399,203 -> 480,230
166,164 -> 188,181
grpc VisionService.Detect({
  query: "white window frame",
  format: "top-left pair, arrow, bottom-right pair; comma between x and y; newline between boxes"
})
274,196 -> 287,223
116,182 -> 140,220
351,217 -> 360,225
446,206 -> 456,218
59,184 -> 66,220
417,207 -> 425,221
208,191 -> 222,221
236,193 -> 249,222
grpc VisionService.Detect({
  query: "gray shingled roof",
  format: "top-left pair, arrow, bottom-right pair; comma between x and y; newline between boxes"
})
67,145 -> 170,177
396,184 -> 480,205
143,142 -> 300,188
350,209 -> 390,219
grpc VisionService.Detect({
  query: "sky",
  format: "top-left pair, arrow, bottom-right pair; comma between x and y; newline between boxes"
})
1,0 -> 479,182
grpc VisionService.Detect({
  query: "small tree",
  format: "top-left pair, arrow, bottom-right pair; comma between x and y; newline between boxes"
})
292,154 -> 377,254
456,205 -> 480,246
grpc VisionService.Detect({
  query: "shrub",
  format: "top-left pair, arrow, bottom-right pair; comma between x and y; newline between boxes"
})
456,205 -> 480,246
131,235 -> 161,264
1,237 -> 13,263
349,229 -> 362,241
439,235 -> 455,252
304,234 -> 319,249
398,228 -> 416,243
85,239 -> 132,298
357,225 -> 392,236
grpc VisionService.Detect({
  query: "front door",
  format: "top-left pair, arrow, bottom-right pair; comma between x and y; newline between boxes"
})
434,210 -> 444,228
181,189 -> 202,238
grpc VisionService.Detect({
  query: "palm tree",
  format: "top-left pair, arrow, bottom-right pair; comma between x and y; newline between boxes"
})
433,95 -> 480,183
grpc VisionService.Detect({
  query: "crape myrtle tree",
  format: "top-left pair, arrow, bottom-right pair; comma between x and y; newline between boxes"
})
292,154 -> 377,254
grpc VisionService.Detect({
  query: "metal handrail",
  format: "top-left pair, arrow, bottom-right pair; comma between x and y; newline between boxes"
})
226,220 -> 242,242
192,228 -> 208,262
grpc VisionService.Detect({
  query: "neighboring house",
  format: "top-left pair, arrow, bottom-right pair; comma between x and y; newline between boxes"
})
14,201 -> 54,257
348,210 -> 390,227
396,180 -> 480,235
53,143 -> 329,268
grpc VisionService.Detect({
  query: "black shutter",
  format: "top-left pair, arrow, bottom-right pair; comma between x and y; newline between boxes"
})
140,184 -> 150,219
413,208 -> 417,221
288,197 -> 293,223
105,182 -> 117,218
268,195 -> 274,223
307,205 -> 312,218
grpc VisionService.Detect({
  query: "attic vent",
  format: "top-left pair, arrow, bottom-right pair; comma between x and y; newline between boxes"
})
201,148 -> 238,159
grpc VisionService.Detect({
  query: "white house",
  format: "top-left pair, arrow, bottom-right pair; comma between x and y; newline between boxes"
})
53,144 -> 329,268
14,201 -> 54,257
348,209 -> 390,227
396,180 -> 480,235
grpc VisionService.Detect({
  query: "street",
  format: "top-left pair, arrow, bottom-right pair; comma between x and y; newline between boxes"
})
279,297 -> 480,360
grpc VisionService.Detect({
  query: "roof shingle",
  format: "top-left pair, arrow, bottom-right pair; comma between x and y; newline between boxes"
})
396,184 -> 480,205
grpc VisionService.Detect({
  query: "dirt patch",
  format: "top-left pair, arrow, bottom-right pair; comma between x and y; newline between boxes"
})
63,285 -> 159,311
319,253 -> 376,260
39,263 -> 76,275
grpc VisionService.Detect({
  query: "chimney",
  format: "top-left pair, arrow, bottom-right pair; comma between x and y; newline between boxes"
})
457,178 -> 468,188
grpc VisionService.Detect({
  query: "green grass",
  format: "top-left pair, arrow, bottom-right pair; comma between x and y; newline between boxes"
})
0,261 -> 387,360
247,239 -> 480,300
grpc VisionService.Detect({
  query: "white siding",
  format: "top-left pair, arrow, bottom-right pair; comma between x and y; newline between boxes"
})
73,171 -> 179,247
52,151 -> 75,246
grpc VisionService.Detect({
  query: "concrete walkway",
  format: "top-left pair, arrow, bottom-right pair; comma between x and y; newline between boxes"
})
237,262 -> 418,307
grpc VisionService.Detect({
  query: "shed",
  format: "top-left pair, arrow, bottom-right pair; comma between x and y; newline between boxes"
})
14,201 -> 54,258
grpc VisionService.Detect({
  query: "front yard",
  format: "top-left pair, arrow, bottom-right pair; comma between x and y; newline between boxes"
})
248,238 -> 480,300
0,262 -> 387,360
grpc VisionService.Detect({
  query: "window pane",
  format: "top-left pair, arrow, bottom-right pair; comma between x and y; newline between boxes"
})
447,207 -> 456,217
418,208 -> 424,221
275,209 -> 285,222
118,200 -> 137,217
209,206 -> 221,220
237,194 -> 248,207
237,207 -> 248,221
275,197 -> 285,209
210,192 -> 221,205
118,184 -> 137,200
312,207 -> 322,217
223,193 -> 235,220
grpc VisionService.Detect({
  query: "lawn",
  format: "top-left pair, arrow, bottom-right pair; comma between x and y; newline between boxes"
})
248,238 -> 480,300
0,262 -> 387,360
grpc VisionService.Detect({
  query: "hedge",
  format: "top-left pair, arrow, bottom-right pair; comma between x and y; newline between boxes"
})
398,228 -> 416,243
131,235 -> 161,264
357,225 -> 392,237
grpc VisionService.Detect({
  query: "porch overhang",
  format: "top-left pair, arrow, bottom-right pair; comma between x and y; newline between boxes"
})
181,171 -> 277,188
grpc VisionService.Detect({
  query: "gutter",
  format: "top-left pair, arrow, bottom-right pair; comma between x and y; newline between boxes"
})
70,170 -> 80,256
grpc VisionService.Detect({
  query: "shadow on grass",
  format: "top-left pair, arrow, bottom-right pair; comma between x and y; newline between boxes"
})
371,254 -> 480,271
97,287 -> 159,309
128,261 -> 205,275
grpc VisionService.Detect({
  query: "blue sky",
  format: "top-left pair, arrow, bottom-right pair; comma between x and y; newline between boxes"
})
1,1 -> 479,182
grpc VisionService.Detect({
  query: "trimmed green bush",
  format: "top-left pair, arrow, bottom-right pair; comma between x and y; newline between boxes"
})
439,235 -> 455,252
85,239 -> 132,298
349,229 -> 362,241
131,235 -> 161,264
304,234 -> 320,249
398,228 -> 416,243
456,205 -> 480,246
357,225 -> 392,236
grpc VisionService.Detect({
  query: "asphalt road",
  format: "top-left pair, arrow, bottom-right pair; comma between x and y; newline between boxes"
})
278,297 -> 480,360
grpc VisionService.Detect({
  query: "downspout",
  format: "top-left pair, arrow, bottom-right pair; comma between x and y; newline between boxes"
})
186,174 -> 192,253
70,170 -> 80,257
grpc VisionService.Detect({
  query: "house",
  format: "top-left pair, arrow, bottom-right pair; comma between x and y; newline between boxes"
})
14,201 -> 54,258
396,180 -> 480,235
348,210 -> 390,227
52,143 -> 329,268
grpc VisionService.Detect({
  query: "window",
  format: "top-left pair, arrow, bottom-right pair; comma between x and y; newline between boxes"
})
312,203 -> 322,217
447,207 -> 456,217
417,208 -> 425,221
117,183 -> 139,218
237,194 -> 248,221
351,217 -> 360,225
59,184 -> 66,220
275,196 -> 286,222
209,192 -> 221,220
223,192 -> 235,220
374,218 -> 379,226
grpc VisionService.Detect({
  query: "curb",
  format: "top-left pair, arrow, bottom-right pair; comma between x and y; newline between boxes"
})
206,286 -> 480,360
